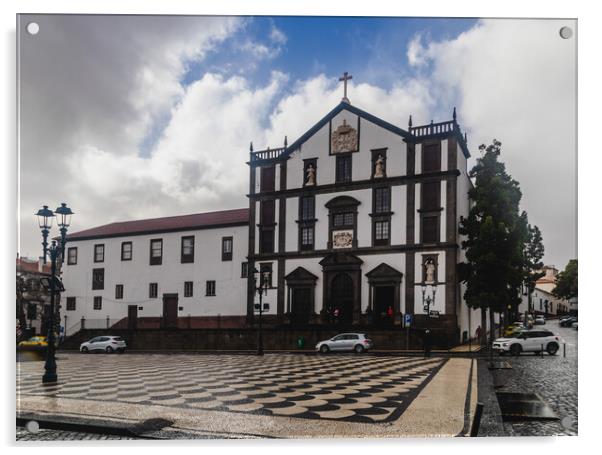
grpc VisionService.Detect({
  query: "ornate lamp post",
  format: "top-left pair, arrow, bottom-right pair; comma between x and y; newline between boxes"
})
35,203 -> 74,383
252,267 -> 271,356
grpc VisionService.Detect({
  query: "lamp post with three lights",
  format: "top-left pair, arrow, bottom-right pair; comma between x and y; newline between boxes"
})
35,203 -> 74,383
252,267 -> 271,356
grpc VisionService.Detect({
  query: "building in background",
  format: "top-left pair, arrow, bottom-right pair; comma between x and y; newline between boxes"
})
16,256 -> 51,338
520,265 -> 571,317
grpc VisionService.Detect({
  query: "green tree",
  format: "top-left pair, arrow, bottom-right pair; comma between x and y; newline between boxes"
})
522,223 -> 545,313
553,259 -> 578,300
459,140 -> 526,344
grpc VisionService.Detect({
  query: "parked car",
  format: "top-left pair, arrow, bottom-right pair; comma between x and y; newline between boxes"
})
316,333 -> 373,353
503,322 -> 525,337
534,315 -> 546,325
560,317 -> 577,327
520,314 -> 535,329
80,336 -> 126,353
18,336 -> 48,348
492,329 -> 562,356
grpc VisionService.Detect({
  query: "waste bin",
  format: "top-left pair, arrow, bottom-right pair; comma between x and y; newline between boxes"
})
297,336 -> 305,348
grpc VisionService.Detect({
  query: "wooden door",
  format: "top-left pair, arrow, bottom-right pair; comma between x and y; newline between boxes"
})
127,305 -> 138,330
162,294 -> 179,328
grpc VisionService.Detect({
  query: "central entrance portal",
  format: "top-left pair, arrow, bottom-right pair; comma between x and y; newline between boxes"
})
320,252 -> 363,325
373,286 -> 395,326
330,273 -> 354,324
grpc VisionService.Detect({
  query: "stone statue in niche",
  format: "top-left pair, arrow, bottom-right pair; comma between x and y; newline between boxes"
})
374,154 -> 385,178
331,119 -> 358,154
424,258 -> 436,284
305,164 -> 316,186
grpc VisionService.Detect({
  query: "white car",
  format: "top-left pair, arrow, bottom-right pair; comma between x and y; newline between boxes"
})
316,333 -> 373,353
534,315 -> 546,325
492,329 -> 561,356
80,336 -> 126,353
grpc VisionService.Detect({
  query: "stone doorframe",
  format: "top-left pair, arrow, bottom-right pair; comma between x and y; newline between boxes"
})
285,267 -> 318,323
365,263 -> 403,324
319,252 -> 363,324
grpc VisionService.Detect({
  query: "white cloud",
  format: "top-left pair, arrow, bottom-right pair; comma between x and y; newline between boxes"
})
407,34 -> 426,67
270,25 -> 287,45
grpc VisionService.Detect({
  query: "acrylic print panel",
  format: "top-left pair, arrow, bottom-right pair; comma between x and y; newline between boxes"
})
16,15 -> 577,440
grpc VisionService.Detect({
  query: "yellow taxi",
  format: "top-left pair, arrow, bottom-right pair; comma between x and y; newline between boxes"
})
18,336 -> 48,348
503,323 -> 525,337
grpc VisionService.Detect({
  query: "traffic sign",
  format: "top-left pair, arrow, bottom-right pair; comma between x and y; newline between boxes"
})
404,313 -> 413,326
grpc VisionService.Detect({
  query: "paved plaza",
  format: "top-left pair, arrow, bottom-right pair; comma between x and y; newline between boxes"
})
17,353 -> 477,438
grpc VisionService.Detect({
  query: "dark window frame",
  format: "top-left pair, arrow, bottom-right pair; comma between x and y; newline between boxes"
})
66,297 -> 76,311
115,284 -> 124,300
420,213 -> 440,244
150,239 -> 163,265
94,244 -> 105,263
222,236 -> 233,261
121,241 -> 133,261
206,280 -> 216,296
67,247 -> 78,265
184,281 -> 194,298
93,296 -> 102,310
298,194 -> 316,251
260,164 -> 276,193
421,181 -> 441,211
241,262 -> 249,278
92,268 -> 104,290
326,196 -> 360,250
373,217 -> 391,246
181,236 -> 195,263
422,141 -> 442,173
335,153 -> 352,183
149,282 -> 158,299
259,227 -> 275,254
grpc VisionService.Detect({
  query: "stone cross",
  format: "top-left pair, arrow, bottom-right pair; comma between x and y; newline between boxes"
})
339,71 -> 353,103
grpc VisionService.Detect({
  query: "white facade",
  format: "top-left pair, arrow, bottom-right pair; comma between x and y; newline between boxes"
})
61,223 -> 248,331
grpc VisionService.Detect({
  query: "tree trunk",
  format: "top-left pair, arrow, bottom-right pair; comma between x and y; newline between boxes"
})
480,307 -> 487,345
489,309 -> 496,345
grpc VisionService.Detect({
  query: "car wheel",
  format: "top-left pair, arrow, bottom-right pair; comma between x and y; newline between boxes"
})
81,346 -> 88,354
105,346 -> 114,353
510,344 -> 522,356
354,344 -> 365,354
546,343 -> 559,355
319,345 -> 330,354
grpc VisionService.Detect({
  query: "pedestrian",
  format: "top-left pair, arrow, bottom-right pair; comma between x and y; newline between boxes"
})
423,329 -> 431,358
475,325 -> 482,344
387,306 -> 393,318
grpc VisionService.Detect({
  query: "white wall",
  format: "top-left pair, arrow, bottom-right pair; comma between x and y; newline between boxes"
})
61,225 -> 249,326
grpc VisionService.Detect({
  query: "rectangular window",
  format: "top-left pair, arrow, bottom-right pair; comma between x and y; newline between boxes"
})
94,244 -> 104,263
301,226 -> 314,249
93,296 -> 102,310
301,196 -> 315,220
423,143 -> 441,173
206,280 -> 216,296
260,199 -> 275,225
150,239 -> 162,265
67,247 -> 77,265
421,181 -> 441,210
149,282 -> 158,299
222,236 -> 233,261
374,187 -> 391,213
333,212 -> 354,227
422,216 -> 439,244
260,165 -> 276,192
121,241 -> 132,261
181,236 -> 194,263
260,228 -> 274,254
241,262 -> 249,278
375,220 -> 390,241
66,297 -> 76,311
260,263 -> 273,288
335,155 -> 352,183
184,281 -> 193,297
92,268 -> 104,290
115,284 -> 124,300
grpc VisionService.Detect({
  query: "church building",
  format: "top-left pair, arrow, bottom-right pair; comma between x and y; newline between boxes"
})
61,75 -> 478,345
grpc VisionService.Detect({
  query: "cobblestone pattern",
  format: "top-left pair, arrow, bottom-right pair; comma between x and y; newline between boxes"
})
17,353 -> 445,424
487,325 -> 578,436
16,427 -> 135,441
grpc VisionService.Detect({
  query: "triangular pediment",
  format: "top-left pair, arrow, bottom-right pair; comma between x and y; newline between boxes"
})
319,252 -> 364,267
285,267 -> 318,282
365,263 -> 403,279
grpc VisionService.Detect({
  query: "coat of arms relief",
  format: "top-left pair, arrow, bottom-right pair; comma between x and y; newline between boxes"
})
332,230 -> 353,248
331,119 -> 358,153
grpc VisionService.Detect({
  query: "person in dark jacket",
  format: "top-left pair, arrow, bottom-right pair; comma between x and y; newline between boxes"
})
423,329 -> 432,358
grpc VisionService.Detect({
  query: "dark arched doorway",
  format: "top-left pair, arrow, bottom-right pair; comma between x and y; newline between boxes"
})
330,273 -> 354,324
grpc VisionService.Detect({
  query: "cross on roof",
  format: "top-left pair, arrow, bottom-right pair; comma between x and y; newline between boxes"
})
339,71 -> 353,103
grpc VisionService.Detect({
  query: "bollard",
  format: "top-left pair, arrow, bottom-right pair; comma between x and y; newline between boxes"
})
564,343 -> 566,358
541,344 -> 544,357
470,402 -> 485,437
106,315 -> 110,329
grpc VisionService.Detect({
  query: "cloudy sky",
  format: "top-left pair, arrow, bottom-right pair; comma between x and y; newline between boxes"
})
17,15 -> 576,269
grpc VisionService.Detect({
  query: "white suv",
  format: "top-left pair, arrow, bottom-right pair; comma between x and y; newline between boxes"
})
80,336 -> 126,353
493,329 -> 562,356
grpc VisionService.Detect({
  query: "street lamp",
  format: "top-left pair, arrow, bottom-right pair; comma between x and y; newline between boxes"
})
35,203 -> 74,383
252,267 -> 271,356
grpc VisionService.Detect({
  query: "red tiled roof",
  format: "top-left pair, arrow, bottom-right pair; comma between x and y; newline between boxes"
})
66,208 -> 249,241
16,257 -> 51,275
